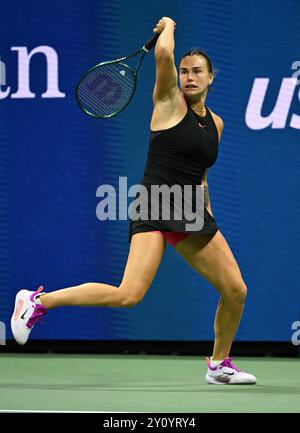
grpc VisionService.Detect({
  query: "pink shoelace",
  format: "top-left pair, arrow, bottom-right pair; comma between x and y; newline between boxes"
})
27,304 -> 47,329
221,357 -> 241,372
27,286 -> 47,329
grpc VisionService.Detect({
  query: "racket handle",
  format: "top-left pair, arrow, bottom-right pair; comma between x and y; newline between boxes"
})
143,33 -> 160,52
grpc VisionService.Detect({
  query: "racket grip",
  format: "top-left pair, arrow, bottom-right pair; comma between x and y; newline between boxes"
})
143,33 -> 160,52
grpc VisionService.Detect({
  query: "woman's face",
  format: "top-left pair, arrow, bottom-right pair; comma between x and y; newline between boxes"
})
179,55 -> 213,100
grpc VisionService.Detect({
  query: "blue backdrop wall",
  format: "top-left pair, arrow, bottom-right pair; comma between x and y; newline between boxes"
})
1,0 -> 299,342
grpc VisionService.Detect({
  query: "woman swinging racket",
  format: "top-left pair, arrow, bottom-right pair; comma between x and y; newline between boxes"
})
11,17 -> 256,385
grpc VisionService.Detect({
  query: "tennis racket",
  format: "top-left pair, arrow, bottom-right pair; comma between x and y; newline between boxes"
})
75,33 -> 160,118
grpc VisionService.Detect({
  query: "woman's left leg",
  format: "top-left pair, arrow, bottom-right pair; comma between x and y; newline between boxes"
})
175,230 -> 247,360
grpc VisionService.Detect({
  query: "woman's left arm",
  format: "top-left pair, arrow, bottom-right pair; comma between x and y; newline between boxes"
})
213,114 -> 224,144
203,114 -> 224,216
202,170 -> 213,216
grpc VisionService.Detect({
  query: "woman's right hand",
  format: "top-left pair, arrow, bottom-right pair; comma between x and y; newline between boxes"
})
153,17 -> 176,34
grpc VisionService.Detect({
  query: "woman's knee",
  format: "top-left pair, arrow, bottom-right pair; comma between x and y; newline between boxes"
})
222,280 -> 247,306
116,283 -> 147,307
236,282 -> 247,304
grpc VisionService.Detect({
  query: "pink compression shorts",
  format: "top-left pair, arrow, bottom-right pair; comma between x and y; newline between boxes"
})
152,230 -> 189,248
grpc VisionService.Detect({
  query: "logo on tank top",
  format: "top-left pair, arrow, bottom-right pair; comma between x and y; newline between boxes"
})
198,123 -> 207,128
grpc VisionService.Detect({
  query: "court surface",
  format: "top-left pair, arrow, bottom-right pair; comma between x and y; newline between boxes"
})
0,354 -> 299,413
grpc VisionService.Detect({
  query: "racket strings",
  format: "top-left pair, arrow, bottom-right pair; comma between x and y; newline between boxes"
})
77,63 -> 135,117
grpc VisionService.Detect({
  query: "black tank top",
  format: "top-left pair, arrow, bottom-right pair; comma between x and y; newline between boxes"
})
142,105 -> 219,188
128,105 -> 219,237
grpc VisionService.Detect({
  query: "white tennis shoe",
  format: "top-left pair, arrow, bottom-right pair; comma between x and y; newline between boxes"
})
205,356 -> 257,385
11,285 -> 47,345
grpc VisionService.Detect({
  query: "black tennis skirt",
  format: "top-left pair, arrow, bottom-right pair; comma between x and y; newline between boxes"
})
128,207 -> 218,243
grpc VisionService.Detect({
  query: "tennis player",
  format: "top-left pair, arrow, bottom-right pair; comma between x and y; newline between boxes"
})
11,17 -> 256,385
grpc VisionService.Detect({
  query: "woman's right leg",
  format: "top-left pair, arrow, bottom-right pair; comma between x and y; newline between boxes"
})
39,231 -> 166,309
11,231 -> 166,345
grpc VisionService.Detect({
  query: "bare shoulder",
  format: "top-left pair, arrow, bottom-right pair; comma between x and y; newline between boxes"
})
208,109 -> 224,129
208,108 -> 224,141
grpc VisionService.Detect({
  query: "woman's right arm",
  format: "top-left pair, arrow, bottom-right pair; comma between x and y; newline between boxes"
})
153,17 -> 178,102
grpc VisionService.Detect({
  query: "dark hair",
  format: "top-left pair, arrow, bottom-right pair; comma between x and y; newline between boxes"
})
180,48 -> 217,92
